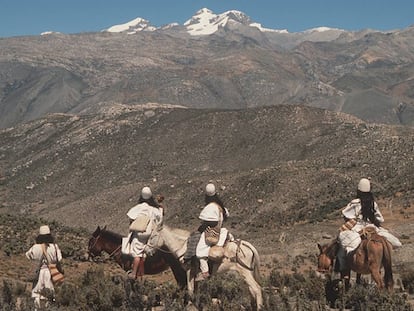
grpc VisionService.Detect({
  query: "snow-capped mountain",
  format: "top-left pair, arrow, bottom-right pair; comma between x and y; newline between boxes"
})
103,7 -> 337,36
106,17 -> 157,34
184,8 -> 289,35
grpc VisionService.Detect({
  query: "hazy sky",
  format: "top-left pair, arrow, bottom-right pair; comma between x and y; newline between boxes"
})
1,0 -> 413,37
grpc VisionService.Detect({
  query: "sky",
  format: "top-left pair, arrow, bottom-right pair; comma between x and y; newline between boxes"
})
1,0 -> 414,38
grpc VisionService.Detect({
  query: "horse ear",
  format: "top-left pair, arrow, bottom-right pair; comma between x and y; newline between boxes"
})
317,243 -> 322,252
103,225 -> 107,231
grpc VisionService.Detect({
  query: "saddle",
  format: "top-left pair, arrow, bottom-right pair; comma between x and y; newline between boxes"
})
358,226 -> 377,240
183,231 -> 230,263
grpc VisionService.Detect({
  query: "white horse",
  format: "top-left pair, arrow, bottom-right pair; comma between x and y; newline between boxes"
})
146,225 -> 263,310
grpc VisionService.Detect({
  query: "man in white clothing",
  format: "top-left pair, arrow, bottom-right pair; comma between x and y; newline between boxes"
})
195,183 -> 229,281
125,186 -> 163,279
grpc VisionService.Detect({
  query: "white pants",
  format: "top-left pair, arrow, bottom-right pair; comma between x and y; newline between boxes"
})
130,232 -> 151,257
32,266 -> 54,307
197,228 -> 228,273
339,225 -> 402,254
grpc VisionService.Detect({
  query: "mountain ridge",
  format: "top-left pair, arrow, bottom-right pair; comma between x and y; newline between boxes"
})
1,11 -> 414,129
103,7 -> 364,37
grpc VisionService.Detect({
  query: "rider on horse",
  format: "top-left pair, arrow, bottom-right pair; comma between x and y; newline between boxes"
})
125,186 -> 163,279
336,178 -> 402,273
195,183 -> 230,281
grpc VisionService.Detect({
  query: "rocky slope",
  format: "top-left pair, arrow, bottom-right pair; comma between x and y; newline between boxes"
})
1,104 -> 413,233
1,104 -> 413,300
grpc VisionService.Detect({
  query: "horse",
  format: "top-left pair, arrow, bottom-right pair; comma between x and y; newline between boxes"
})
145,225 -> 263,310
87,226 -> 187,288
317,232 -> 394,291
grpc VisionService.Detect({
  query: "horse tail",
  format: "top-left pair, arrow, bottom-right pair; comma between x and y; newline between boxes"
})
382,237 -> 394,290
241,240 -> 261,284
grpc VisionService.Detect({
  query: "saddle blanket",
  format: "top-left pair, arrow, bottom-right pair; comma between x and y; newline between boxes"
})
184,231 -> 201,262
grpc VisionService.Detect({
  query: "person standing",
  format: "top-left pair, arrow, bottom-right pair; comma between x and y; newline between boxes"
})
26,225 -> 63,309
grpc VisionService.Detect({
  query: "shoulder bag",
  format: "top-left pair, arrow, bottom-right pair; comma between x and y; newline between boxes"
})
42,244 -> 64,285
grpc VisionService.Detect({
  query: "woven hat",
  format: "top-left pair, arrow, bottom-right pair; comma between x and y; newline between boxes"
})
357,178 -> 371,192
39,225 -> 50,235
141,186 -> 152,199
205,183 -> 216,196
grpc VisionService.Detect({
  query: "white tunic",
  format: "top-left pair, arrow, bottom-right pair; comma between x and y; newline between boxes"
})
196,202 -> 227,257
339,199 -> 401,252
26,243 -> 63,303
125,202 -> 163,257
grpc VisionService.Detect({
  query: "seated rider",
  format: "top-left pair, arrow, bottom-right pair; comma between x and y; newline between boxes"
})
195,183 -> 230,281
336,178 -> 402,272
126,186 -> 163,279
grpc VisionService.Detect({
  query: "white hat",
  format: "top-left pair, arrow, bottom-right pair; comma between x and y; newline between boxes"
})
358,178 -> 371,192
141,186 -> 152,200
205,183 -> 216,196
39,225 -> 50,235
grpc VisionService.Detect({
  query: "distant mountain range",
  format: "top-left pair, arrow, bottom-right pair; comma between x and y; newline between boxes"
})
105,8 -> 356,36
1,8 -> 414,128
103,7 -> 356,44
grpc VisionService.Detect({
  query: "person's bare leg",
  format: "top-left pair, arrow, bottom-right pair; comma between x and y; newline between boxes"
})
129,257 -> 141,279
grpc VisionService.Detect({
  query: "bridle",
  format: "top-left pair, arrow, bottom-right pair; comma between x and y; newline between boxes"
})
88,234 -> 101,257
317,252 -> 334,274
88,230 -> 122,259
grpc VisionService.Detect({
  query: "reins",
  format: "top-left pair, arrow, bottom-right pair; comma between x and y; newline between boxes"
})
88,234 -> 100,255
88,230 -> 122,259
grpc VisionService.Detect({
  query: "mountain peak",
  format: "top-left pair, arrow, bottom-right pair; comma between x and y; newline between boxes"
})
184,8 -> 252,36
106,17 -> 156,34
102,7 -> 344,37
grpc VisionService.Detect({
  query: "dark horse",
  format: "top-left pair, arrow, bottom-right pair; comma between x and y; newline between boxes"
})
317,232 -> 394,291
88,226 -> 187,288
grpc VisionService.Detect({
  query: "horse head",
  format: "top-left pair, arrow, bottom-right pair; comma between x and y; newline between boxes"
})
88,225 -> 107,258
317,241 -> 337,275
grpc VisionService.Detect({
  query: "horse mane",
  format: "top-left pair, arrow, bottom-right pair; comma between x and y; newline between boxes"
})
101,228 -> 123,243
163,225 -> 191,239
324,239 -> 339,259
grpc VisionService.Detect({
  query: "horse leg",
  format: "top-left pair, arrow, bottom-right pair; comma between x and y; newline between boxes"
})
370,268 -> 384,289
231,266 -> 263,310
340,270 -> 351,290
356,273 -> 362,285
186,269 -> 195,297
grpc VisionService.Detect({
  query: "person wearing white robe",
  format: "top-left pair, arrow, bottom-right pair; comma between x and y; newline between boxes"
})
337,178 -> 402,272
195,183 -> 229,281
26,225 -> 62,309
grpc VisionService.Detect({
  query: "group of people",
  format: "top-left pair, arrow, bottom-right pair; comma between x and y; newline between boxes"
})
124,182 -> 229,281
25,177 -> 402,307
123,178 -> 403,280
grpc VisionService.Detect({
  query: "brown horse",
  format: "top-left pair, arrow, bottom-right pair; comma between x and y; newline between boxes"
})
317,232 -> 394,291
87,226 -> 187,288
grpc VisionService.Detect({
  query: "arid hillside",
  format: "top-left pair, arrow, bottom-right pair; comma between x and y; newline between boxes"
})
1,104 -> 414,309
1,104 -> 413,234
